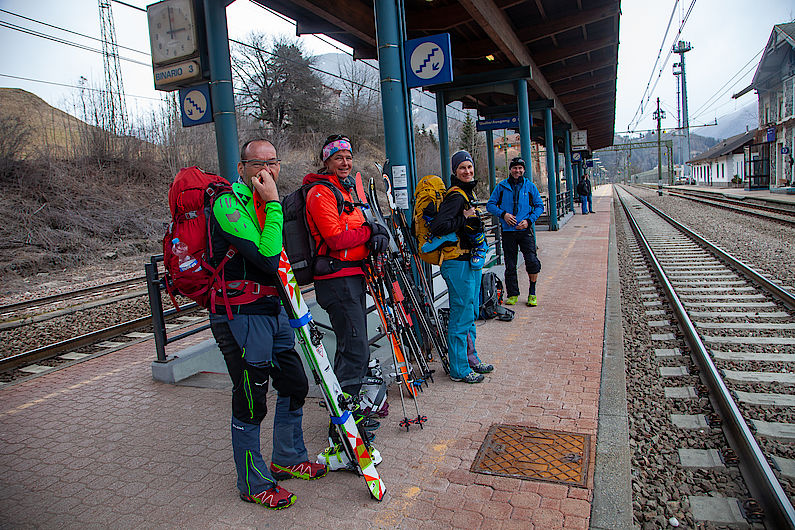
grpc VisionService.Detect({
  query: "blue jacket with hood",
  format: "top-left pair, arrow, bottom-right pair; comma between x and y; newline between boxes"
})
486,176 -> 545,232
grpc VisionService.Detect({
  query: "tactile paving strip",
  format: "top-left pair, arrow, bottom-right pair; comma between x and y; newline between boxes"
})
471,424 -> 590,487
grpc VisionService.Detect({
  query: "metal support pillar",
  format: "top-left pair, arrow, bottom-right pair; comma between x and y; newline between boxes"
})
515,80 -> 532,179
564,131 -> 574,212
486,129 -> 496,193
374,0 -> 414,215
203,0 -> 237,179
544,108 -> 558,230
436,94 -> 451,185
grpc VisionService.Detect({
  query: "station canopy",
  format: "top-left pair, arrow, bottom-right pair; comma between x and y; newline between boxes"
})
255,0 -> 620,150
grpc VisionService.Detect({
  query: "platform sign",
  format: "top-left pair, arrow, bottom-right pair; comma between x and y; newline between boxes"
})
404,33 -> 453,88
477,116 -> 518,131
571,152 -> 582,162
766,127 -> 776,142
179,83 -> 213,127
585,159 -> 594,167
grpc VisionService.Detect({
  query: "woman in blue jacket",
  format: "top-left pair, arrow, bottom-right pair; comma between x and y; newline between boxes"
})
486,157 -> 544,306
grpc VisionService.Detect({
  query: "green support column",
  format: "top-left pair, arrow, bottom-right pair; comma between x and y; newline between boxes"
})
564,130 -> 574,212
374,0 -> 414,216
515,80 -> 532,180
544,108 -> 558,230
203,0 -> 237,179
436,94 -> 450,185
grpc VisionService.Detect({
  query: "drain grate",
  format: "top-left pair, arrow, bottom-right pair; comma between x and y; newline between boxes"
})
471,424 -> 590,487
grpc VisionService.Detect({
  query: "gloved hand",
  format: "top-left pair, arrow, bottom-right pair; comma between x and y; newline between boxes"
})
367,222 -> 390,255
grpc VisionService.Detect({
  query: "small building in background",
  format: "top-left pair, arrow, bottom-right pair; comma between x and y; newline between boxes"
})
688,129 -> 756,187
732,22 -> 795,189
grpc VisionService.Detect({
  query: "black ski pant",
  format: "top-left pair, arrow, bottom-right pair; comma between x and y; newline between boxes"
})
314,275 -> 369,396
502,228 -> 541,298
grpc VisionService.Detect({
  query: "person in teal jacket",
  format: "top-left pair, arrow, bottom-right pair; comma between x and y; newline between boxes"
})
486,157 -> 544,306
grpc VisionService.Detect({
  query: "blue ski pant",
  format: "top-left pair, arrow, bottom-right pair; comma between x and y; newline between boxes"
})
210,308 -> 309,496
441,260 -> 482,379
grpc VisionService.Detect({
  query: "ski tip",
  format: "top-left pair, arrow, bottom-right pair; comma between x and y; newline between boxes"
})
369,482 -> 386,501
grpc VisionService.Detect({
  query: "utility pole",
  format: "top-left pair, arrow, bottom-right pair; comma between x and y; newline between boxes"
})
673,62 -> 682,177
672,41 -> 692,177
98,0 -> 127,135
653,98 -> 666,195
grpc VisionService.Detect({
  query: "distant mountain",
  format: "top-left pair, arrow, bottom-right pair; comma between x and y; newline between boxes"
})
699,102 -> 758,141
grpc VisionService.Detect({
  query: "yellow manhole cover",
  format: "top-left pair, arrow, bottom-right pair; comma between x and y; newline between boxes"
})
471,424 -> 590,487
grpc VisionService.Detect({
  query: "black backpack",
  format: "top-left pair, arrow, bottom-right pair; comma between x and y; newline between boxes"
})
478,272 -> 514,321
281,181 -> 345,285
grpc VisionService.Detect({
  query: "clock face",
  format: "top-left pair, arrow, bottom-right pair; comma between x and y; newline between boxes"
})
147,0 -> 198,65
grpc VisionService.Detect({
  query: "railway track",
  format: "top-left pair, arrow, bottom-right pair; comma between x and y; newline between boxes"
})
0,275 -> 149,331
617,185 -> 795,528
0,273 -> 208,384
663,187 -> 795,226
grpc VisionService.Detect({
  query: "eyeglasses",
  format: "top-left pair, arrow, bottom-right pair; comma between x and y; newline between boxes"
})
242,159 -> 281,169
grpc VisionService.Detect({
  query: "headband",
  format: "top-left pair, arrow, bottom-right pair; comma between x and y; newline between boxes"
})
322,139 -> 352,162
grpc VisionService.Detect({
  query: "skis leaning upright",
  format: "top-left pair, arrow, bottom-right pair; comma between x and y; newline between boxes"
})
275,250 -> 386,500
251,193 -> 385,501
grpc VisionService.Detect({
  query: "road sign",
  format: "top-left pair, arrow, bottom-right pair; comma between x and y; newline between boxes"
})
477,116 -> 519,131
404,33 -> 453,88
180,83 -> 213,127
571,152 -> 582,162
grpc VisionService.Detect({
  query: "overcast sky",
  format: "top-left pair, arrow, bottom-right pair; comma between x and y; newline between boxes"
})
1,0 -> 794,137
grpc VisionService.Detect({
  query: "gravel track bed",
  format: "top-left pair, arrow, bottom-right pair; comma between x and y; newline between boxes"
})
0,296 -> 152,358
616,195 -> 762,529
631,186 -> 795,290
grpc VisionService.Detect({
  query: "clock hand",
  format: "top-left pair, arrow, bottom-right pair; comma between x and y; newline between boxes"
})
166,5 -> 175,38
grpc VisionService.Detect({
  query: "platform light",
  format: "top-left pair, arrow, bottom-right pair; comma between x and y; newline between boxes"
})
485,54 -> 495,61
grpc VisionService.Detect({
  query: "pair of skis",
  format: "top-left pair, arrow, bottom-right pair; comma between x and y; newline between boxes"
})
252,196 -> 385,501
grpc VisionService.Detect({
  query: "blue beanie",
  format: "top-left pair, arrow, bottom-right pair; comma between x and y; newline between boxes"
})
451,150 -> 473,173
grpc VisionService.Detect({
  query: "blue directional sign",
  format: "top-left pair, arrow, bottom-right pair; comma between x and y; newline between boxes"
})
180,83 -> 213,127
585,159 -> 594,167
404,33 -> 453,88
476,116 -> 519,131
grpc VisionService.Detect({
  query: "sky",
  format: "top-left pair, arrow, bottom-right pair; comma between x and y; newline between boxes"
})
1,0 -> 794,137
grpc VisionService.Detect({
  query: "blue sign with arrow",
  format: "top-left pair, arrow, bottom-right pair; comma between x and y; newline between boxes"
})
180,83 -> 213,127
404,33 -> 453,88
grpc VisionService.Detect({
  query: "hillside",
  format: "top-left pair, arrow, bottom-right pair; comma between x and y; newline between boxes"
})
0,88 -> 102,158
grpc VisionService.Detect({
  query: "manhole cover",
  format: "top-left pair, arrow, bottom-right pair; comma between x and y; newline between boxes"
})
471,424 -> 590,487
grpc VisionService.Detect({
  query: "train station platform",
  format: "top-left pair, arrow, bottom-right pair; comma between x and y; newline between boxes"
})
666,184 -> 795,205
0,185 -> 624,529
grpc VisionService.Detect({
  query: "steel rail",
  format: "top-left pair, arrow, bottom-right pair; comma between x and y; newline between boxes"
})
667,188 -> 795,216
665,190 -> 795,226
0,275 -> 147,313
0,305 -> 202,373
634,194 -> 795,311
617,187 -> 795,529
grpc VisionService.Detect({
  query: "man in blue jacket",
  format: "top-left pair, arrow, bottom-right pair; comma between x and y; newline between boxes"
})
486,157 -> 544,306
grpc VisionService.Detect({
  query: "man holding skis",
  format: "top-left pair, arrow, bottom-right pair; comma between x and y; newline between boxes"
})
208,139 -> 327,511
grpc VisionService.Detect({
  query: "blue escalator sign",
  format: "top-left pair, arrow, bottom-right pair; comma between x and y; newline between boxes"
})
180,83 -> 213,127
404,33 -> 453,88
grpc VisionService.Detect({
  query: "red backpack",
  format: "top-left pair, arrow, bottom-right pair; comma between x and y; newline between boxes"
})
162,167 -> 236,315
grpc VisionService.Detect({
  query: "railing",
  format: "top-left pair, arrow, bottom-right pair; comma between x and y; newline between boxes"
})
145,254 -> 387,362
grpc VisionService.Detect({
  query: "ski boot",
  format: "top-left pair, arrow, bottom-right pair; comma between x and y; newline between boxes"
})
469,233 -> 488,270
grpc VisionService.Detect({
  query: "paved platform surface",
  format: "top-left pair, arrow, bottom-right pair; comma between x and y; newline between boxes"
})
0,186 -> 614,529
